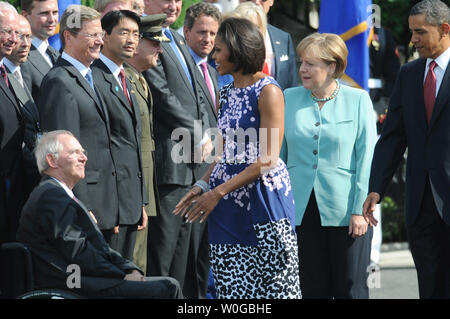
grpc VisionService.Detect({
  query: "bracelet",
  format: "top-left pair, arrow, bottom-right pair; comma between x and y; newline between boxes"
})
194,180 -> 210,194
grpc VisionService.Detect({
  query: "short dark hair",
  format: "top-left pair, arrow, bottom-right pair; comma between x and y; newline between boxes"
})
20,0 -> 36,13
410,0 -> 450,25
184,2 -> 221,30
217,17 -> 265,75
101,9 -> 140,35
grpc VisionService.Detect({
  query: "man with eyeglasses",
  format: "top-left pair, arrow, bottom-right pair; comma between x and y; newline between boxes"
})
17,130 -> 183,299
91,10 -> 147,261
38,5 -> 120,244
0,1 -> 26,244
3,15 -> 42,201
20,0 -> 60,102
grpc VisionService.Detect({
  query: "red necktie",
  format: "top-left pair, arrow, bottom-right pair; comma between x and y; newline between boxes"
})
0,64 -> 9,88
119,69 -> 131,106
200,62 -> 215,109
424,60 -> 437,123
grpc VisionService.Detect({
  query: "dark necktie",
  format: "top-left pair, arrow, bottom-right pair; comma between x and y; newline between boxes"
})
46,47 -> 57,65
119,69 -> 131,106
424,60 -> 437,124
1,64 -> 9,88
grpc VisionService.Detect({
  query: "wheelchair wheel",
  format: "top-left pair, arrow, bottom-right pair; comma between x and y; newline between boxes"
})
17,289 -> 83,299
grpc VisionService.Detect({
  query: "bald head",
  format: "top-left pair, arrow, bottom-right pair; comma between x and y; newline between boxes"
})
8,15 -> 32,65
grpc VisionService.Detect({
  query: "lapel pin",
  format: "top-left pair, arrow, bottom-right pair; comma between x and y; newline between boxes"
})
115,86 -> 119,92
276,41 -> 281,45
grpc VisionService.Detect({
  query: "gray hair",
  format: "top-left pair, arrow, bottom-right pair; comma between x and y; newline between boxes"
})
35,130 -> 74,175
410,0 -> 450,25
0,1 -> 18,21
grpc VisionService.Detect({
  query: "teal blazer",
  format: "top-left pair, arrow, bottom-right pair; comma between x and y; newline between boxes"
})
280,84 -> 377,226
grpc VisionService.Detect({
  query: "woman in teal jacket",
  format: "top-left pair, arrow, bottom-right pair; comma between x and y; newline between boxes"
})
281,33 -> 377,298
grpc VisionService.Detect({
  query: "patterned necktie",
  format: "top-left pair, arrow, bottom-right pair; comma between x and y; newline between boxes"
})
200,62 -> 215,108
46,47 -> 57,65
119,69 -> 131,106
424,60 -> 437,124
0,64 -> 9,88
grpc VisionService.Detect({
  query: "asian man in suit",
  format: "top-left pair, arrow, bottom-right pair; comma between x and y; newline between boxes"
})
92,10 -> 147,261
38,5 -> 120,242
0,2 -> 25,243
20,0 -> 60,102
17,130 -> 183,299
143,0 -> 212,299
363,0 -> 450,299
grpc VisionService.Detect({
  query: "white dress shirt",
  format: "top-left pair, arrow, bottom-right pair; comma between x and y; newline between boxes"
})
31,37 -> 53,67
424,46 -> 450,97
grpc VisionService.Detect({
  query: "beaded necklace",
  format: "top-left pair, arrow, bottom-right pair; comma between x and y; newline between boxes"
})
311,79 -> 340,102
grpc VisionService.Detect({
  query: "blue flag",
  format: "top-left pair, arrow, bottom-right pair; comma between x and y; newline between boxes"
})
319,0 -> 372,91
48,0 -> 81,51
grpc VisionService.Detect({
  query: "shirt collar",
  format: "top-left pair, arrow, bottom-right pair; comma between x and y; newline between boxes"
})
426,46 -> 450,71
100,53 -> 122,79
31,37 -> 49,56
2,58 -> 19,73
61,51 -> 91,77
50,176 -> 75,198
188,47 -> 208,66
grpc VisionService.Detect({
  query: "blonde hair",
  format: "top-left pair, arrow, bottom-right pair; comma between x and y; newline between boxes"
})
297,32 -> 348,79
59,5 -> 101,49
223,1 -> 267,37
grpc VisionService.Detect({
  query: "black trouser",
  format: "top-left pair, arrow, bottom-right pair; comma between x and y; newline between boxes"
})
407,180 -> 450,299
146,184 -> 210,299
296,190 -> 372,299
88,276 -> 184,299
102,224 -> 138,261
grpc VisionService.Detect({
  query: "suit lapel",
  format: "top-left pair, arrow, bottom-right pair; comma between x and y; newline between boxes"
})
430,61 -> 450,128
27,45 -> 51,76
0,74 -> 22,118
268,26 -> 280,79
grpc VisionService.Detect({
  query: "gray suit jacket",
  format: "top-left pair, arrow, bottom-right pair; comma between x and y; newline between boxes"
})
38,57 -> 119,230
21,44 -> 59,102
143,29 -> 211,186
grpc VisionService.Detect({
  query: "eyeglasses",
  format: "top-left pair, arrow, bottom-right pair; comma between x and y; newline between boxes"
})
74,30 -> 106,40
67,149 -> 88,157
0,28 -> 19,38
117,30 -> 142,40
17,33 -> 32,42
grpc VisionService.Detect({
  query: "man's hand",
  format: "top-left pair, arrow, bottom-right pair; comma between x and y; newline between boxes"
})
362,192 -> 381,226
124,269 -> 144,281
138,207 -> 148,231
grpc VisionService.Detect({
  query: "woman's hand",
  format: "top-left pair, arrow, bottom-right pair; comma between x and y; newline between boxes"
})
176,188 -> 222,224
348,214 -> 368,238
173,186 -> 203,217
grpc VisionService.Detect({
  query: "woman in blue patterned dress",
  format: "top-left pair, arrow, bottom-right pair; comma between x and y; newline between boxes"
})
173,17 -> 301,299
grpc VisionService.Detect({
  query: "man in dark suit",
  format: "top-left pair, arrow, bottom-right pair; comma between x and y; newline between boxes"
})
3,15 -> 41,198
363,0 -> 450,299
92,10 -> 147,261
143,0 -> 213,298
249,0 -> 298,90
183,1 -> 220,299
20,0 -> 60,102
17,130 -> 182,299
124,13 -> 169,274
38,5 -> 119,239
0,2 -> 26,244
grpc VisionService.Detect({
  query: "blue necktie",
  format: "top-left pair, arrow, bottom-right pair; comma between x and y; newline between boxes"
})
164,29 -> 193,88
85,69 -> 94,90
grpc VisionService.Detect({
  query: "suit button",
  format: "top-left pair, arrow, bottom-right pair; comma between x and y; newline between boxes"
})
138,172 -> 142,178
313,135 -> 319,140
313,150 -> 318,155
112,172 -> 116,176
312,164 -> 317,169
315,122 -> 320,127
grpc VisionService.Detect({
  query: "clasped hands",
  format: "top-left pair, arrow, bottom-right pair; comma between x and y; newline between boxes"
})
173,186 -> 222,223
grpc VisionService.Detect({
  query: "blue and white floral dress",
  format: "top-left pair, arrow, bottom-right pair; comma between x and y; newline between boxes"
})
208,76 -> 301,299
